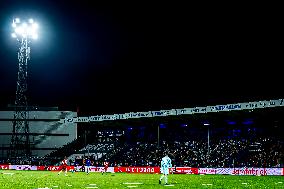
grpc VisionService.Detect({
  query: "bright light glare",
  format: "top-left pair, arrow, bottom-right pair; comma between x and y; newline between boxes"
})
22,22 -> 27,28
11,18 -> 38,39
15,27 -> 23,34
15,18 -> 20,23
32,33 -> 38,39
32,23 -> 38,29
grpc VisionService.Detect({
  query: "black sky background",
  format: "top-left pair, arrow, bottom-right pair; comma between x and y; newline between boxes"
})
0,1 -> 282,115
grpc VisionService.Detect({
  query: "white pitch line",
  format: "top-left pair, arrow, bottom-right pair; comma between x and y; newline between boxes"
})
278,182 -> 283,184
3,173 -> 14,175
123,183 -> 143,185
53,186 -> 58,188
242,183 -> 247,184
126,186 -> 138,188
164,185 -> 175,187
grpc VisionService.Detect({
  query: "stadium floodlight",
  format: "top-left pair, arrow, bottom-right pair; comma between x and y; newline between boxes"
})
9,17 -> 39,159
28,18 -> 34,23
11,18 -> 39,40
15,18 -> 20,23
11,33 -> 17,38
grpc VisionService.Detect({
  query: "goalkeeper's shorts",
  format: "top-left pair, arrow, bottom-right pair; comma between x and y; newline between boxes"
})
161,168 -> 170,175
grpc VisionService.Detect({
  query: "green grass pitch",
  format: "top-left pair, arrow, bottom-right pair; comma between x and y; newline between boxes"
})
0,170 -> 283,188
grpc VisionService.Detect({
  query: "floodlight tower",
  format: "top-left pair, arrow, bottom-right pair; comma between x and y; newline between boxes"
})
9,18 -> 38,159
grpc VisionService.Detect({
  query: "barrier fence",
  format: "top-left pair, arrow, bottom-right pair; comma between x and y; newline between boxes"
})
1,165 -> 283,175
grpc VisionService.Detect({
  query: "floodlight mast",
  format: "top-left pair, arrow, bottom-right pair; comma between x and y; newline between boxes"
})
9,18 -> 38,159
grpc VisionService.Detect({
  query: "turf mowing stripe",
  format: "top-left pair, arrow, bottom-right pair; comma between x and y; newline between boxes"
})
86,187 -> 98,188
89,184 -> 97,185
123,183 -> 143,185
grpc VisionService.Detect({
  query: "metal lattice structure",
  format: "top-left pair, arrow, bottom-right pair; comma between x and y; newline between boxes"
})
9,18 -> 38,158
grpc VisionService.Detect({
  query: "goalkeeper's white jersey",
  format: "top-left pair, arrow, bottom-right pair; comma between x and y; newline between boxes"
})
161,156 -> 172,169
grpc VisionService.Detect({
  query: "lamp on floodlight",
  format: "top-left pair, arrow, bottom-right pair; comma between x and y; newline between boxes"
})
11,18 -> 38,40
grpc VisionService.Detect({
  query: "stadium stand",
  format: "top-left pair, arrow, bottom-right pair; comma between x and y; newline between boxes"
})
1,109 -> 283,168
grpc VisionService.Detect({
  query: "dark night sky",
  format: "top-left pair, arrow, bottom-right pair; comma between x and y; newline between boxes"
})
0,1 -> 282,114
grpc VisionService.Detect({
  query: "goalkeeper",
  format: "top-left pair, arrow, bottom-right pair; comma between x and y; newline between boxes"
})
159,153 -> 172,185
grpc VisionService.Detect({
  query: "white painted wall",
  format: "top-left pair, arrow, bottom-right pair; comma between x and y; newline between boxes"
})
0,111 -> 77,157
